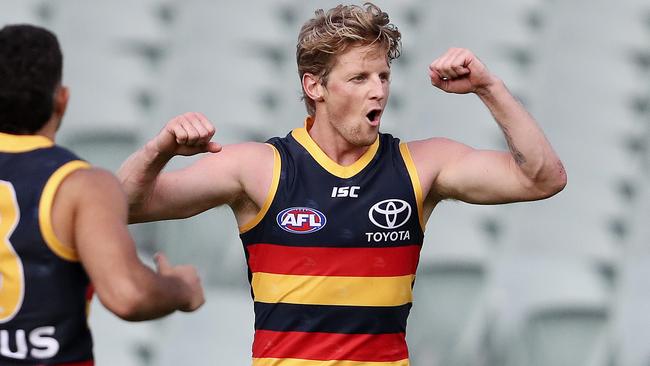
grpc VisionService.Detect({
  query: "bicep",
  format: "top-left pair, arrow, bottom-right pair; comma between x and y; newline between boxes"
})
143,148 -> 246,221
409,138 -> 541,205
436,148 -> 539,204
142,142 -> 275,222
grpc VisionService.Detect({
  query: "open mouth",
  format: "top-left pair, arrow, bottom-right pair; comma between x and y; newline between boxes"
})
366,109 -> 382,125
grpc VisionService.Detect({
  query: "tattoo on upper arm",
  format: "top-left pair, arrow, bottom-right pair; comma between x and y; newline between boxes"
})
501,126 -> 527,166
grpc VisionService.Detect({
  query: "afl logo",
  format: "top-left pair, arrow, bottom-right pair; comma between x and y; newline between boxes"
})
368,199 -> 411,229
277,207 -> 327,234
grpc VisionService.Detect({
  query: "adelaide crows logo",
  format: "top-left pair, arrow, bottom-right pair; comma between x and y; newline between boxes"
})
277,207 -> 327,234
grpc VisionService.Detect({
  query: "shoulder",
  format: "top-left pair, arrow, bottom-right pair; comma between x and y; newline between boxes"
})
65,167 -> 122,188
49,167 -> 127,245
232,142 -> 278,179
402,137 -> 474,194
17,145 -> 85,178
51,144 -> 84,160
406,137 -> 469,151
169,141 -> 277,204
58,167 -> 126,206
406,137 -> 473,164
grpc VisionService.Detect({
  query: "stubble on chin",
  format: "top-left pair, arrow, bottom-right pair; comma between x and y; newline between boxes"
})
346,125 -> 377,147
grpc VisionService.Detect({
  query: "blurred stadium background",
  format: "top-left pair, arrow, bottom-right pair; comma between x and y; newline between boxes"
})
3,0 -> 650,365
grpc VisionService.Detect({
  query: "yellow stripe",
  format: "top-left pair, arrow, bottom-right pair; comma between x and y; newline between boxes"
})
240,144 -> 281,234
0,181 -> 24,323
291,127 -> 379,179
39,160 -> 91,261
253,357 -> 410,366
0,132 -> 53,152
86,298 -> 92,320
252,273 -> 414,307
398,143 -> 424,231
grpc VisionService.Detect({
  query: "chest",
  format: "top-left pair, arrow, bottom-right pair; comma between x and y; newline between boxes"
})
251,147 -> 422,247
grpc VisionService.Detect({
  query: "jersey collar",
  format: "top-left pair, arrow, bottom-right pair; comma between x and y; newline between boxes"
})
0,132 -> 54,152
291,117 -> 380,179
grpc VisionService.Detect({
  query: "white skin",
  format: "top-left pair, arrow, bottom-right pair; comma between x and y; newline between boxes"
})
35,86 -> 205,321
118,45 -> 566,228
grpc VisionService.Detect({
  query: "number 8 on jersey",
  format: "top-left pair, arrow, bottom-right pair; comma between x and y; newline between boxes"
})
0,181 -> 24,323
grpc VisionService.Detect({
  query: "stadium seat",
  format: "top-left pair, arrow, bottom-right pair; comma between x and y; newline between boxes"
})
0,0 -> 45,25
487,255 -> 611,366
152,204 -> 249,288
611,250 -> 650,366
36,0 -> 163,134
517,307 -> 611,366
408,253 -> 489,366
89,296 -> 158,366
151,288 -> 254,365
58,130 -> 139,171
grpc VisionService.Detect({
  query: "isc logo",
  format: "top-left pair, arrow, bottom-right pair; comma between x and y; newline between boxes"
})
276,207 -> 327,234
331,186 -> 360,198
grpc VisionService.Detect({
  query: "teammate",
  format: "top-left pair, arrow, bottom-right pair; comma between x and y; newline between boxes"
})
118,3 -> 566,365
0,24 -> 204,365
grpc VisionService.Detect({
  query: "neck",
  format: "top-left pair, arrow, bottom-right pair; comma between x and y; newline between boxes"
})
307,115 -> 371,167
35,117 -> 59,141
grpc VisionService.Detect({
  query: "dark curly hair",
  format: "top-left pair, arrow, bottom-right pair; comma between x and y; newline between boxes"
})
0,24 -> 63,134
297,2 -> 401,116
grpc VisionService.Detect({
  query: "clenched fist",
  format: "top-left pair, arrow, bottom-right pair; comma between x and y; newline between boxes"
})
428,48 -> 499,95
154,112 -> 222,158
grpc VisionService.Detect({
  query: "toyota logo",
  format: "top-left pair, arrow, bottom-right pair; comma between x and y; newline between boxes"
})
368,199 -> 412,229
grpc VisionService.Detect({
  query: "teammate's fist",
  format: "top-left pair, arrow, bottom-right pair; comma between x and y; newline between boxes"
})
155,252 -> 205,312
154,112 -> 222,157
428,48 -> 498,95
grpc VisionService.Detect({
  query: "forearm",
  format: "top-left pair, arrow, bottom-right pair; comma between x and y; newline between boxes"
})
477,80 -> 566,193
117,140 -> 172,223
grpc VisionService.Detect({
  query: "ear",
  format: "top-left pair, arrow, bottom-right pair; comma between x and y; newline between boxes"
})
53,86 -> 70,120
302,73 -> 325,103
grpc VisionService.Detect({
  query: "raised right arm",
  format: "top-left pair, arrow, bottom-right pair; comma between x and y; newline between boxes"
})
118,112 -> 225,223
118,112 -> 276,226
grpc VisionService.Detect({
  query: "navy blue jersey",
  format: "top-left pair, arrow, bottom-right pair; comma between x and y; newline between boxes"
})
0,132 -> 93,365
240,124 -> 425,365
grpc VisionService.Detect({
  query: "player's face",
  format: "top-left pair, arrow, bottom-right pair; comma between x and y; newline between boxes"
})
321,44 -> 390,147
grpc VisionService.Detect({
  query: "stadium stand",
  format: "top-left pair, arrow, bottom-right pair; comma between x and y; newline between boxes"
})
3,0 -> 650,364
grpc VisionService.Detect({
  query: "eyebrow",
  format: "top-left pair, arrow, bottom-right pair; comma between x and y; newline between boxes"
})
346,68 -> 391,77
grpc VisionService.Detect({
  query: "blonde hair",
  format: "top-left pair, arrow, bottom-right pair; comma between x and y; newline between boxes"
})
296,2 -> 401,115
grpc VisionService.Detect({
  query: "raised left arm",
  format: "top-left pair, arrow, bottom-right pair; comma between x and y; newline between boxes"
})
409,48 -> 566,209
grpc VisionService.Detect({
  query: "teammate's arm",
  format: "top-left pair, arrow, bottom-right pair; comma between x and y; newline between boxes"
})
54,168 -> 204,321
408,48 -> 566,209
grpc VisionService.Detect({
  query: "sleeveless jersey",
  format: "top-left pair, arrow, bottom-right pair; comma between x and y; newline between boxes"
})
240,125 -> 425,366
0,132 -> 94,365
